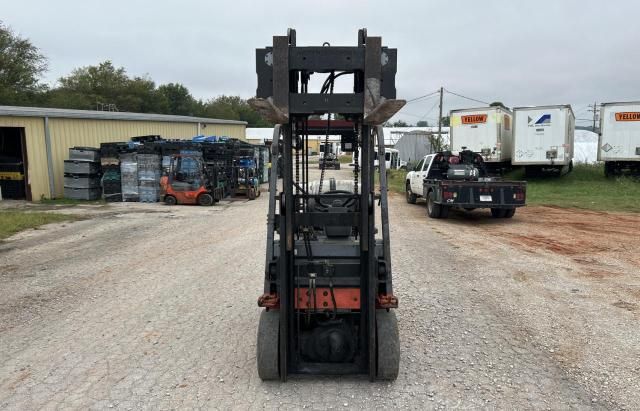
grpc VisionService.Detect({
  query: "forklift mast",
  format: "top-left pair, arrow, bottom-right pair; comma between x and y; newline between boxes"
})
250,29 -> 405,381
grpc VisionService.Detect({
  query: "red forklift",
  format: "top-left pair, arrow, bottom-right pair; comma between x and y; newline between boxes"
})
160,154 -> 225,206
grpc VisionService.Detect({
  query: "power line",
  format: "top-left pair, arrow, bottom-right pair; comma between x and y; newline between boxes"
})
405,90 -> 440,104
443,88 -> 490,105
420,100 -> 440,121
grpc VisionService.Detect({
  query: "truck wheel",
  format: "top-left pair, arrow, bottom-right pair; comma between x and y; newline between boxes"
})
490,208 -> 506,218
164,195 -> 177,206
257,310 -> 280,380
405,183 -> 417,204
427,191 -> 442,219
198,193 -> 214,206
440,205 -> 450,219
376,309 -> 400,381
503,208 -> 516,218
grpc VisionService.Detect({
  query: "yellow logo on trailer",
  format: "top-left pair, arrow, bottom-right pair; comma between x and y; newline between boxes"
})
461,114 -> 487,124
615,112 -> 640,121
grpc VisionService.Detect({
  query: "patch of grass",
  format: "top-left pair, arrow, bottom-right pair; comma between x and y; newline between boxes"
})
505,163 -> 639,212
376,169 -> 408,194
39,198 -> 104,206
379,163 -> 639,212
0,211 -> 76,240
339,155 -> 353,164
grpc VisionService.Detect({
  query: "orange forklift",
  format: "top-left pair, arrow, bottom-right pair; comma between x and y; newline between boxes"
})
160,154 -> 225,206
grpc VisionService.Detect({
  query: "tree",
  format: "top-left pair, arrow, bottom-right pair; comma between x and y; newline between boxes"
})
0,21 -> 48,105
49,61 -> 168,113
441,116 -> 450,127
202,95 -> 273,127
157,83 -> 196,116
416,120 -> 429,127
388,120 -> 411,127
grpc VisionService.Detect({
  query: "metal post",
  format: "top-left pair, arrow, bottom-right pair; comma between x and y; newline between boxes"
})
437,87 -> 444,150
43,117 -> 56,199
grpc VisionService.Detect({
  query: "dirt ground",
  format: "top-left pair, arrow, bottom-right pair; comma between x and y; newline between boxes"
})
0,168 -> 638,409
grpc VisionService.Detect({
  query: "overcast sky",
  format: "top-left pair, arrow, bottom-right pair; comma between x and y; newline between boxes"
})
4,0 -> 640,125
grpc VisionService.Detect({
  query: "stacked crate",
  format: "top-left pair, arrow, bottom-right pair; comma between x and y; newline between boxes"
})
64,147 -> 101,200
120,153 -> 139,202
137,154 -> 161,202
0,157 -> 26,199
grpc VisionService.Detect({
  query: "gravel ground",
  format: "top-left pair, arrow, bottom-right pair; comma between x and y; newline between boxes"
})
0,168 -> 637,409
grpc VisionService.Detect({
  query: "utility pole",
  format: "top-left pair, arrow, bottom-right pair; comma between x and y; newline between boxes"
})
588,102 -> 599,132
437,87 -> 444,150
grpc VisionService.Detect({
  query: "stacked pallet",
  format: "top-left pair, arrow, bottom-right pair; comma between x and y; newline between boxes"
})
137,154 -> 161,202
120,153 -> 139,202
64,147 -> 101,200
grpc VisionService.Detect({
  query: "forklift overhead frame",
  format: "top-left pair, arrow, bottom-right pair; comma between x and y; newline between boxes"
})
250,28 -> 405,381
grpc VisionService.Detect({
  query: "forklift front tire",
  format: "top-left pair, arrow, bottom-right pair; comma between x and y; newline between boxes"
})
164,195 -> 177,206
198,193 -> 214,206
376,309 -> 400,380
248,188 -> 257,200
257,310 -> 280,381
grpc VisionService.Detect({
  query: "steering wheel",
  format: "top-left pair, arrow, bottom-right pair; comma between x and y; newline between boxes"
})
316,190 -> 357,209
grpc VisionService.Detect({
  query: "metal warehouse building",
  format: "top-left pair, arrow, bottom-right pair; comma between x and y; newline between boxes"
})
0,106 -> 247,200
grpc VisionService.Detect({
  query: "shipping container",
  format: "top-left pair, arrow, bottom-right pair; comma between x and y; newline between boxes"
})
598,101 -> 640,176
512,105 -> 575,175
449,106 -> 513,172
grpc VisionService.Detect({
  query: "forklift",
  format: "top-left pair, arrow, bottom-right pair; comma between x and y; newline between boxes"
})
231,155 -> 261,200
249,29 -> 405,381
160,154 -> 225,206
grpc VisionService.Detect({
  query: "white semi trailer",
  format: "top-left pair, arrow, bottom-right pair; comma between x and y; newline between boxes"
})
449,105 -> 513,174
512,105 -> 575,176
598,101 -> 640,177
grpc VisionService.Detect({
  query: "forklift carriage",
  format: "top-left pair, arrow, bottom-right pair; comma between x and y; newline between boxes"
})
250,29 -> 405,381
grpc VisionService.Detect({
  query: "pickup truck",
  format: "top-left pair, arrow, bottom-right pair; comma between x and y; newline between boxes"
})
405,150 -> 526,219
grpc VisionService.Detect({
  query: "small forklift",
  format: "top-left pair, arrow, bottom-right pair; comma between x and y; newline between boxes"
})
250,29 -> 404,381
231,155 -> 261,200
160,154 -> 225,206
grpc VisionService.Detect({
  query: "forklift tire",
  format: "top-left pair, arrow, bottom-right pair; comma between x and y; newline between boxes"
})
257,310 -> 279,381
248,188 -> 257,200
198,193 -> 214,206
376,309 -> 400,381
503,208 -> 516,218
490,208 -> 506,218
164,195 -> 177,206
405,183 -> 417,204
426,191 -> 442,218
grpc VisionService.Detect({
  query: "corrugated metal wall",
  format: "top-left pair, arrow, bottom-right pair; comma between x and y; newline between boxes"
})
1,116 -> 246,199
0,116 -> 50,200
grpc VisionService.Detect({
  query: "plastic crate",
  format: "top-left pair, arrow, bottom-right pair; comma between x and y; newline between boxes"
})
64,174 -> 101,189
103,181 -> 122,194
69,147 -> 100,162
0,179 -> 26,199
104,193 -> 122,202
64,160 -> 100,175
64,187 -> 101,201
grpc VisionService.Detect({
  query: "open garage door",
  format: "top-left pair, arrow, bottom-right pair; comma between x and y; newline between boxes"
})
0,127 -> 30,200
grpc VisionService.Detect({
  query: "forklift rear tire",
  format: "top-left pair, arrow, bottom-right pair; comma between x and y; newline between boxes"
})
257,310 -> 279,381
198,193 -> 214,206
164,195 -> 177,206
376,309 -> 400,380
248,188 -> 257,200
